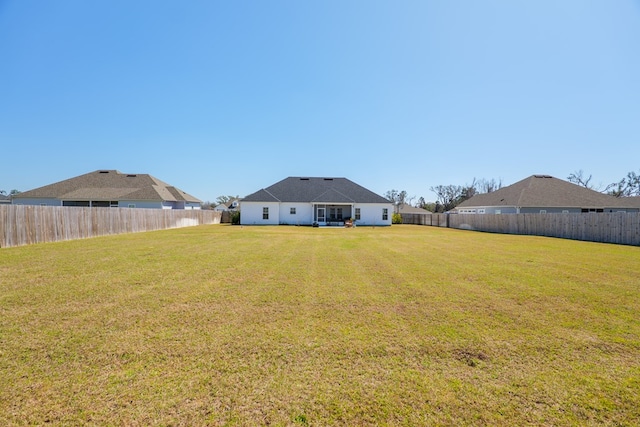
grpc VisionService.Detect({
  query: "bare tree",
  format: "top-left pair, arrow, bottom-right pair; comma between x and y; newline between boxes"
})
430,185 -> 466,212
215,195 -> 239,205
385,189 -> 413,212
428,177 -> 502,212
384,189 -> 399,203
606,171 -> 640,197
476,178 -> 503,193
567,170 -> 596,190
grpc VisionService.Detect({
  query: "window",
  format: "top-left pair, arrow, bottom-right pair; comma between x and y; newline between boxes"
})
290,207 -> 296,215
562,210 -> 569,214
355,208 -> 361,220
63,201 -> 90,207
540,210 -> 547,214
128,204 -> 136,208
263,207 -> 269,220
382,208 -> 388,221
478,209 -> 486,214
495,209 -> 501,214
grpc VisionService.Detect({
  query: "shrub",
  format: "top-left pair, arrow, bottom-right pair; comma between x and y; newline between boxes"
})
231,211 -> 241,225
392,212 -> 402,224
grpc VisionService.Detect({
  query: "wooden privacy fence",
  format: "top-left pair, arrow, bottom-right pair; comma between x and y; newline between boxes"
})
401,213 -> 449,227
0,205 -> 222,248
401,212 -> 640,246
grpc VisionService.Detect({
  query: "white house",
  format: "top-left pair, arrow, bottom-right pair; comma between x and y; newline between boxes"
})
240,177 -> 393,226
214,198 -> 240,212
12,170 -> 202,209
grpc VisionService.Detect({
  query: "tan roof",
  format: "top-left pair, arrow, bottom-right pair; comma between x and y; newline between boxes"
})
398,204 -> 431,214
617,196 -> 640,208
14,170 -> 201,203
457,175 -> 638,209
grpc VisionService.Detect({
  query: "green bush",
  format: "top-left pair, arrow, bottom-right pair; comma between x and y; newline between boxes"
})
231,211 -> 241,225
392,212 -> 402,224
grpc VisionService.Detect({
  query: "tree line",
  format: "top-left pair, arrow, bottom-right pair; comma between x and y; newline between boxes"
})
386,178 -> 503,213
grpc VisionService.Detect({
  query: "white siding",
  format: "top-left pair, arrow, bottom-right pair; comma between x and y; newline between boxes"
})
354,203 -> 393,226
280,202 -> 313,225
240,201 -> 280,225
241,201 -> 392,226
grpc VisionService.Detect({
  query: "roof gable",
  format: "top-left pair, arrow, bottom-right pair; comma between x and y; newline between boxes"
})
244,188 -> 280,202
242,177 -> 390,204
311,188 -> 355,203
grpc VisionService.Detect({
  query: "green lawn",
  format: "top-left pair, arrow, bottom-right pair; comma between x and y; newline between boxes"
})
1,225 -> 639,426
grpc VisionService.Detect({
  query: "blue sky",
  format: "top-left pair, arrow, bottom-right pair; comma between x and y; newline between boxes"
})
1,1 -> 639,203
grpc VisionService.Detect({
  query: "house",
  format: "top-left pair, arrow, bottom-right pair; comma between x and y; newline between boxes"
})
12,170 -> 202,209
240,177 -> 393,226
453,174 -> 640,214
397,204 -> 431,215
214,198 -> 240,212
0,194 -> 11,205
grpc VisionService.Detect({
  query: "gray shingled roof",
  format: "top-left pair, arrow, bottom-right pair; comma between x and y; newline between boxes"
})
243,177 -> 390,204
13,170 -> 201,203
457,175 -> 639,209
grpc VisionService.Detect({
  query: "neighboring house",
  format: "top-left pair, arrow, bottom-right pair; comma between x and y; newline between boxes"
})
12,170 -> 202,209
0,194 -> 11,204
453,174 -> 640,214
241,177 -> 393,226
397,204 -> 431,215
214,198 -> 240,212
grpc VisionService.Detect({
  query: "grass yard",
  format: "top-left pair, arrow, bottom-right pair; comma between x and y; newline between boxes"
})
0,224 -> 639,426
